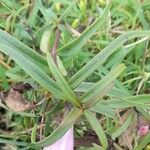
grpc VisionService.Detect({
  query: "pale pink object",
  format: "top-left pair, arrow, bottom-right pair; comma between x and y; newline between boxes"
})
43,127 -> 74,150
138,125 -> 149,136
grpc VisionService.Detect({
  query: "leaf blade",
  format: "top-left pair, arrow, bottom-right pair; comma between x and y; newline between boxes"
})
84,110 -> 108,149
31,108 -> 82,147
46,52 -> 81,107
0,44 -> 64,99
82,64 -> 126,102
0,29 -> 47,66
69,31 -> 150,89
58,1 -> 112,57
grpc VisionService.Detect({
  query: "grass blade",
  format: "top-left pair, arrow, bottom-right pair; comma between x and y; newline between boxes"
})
83,82 -> 114,109
111,114 -> 135,140
0,138 -> 29,147
82,64 -> 126,102
0,108 -> 82,148
69,31 -> 150,89
31,124 -> 38,143
74,81 -> 130,97
0,44 -> 64,99
91,104 -> 117,119
58,1 -> 112,57
37,0 -> 57,22
133,133 -> 150,150
31,108 -> 82,147
46,52 -> 81,107
59,0 -> 77,21
101,95 -> 150,109
84,110 -> 108,149
0,29 -> 47,66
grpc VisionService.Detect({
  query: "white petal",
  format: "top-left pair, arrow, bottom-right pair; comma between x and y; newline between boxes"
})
43,127 -> 74,150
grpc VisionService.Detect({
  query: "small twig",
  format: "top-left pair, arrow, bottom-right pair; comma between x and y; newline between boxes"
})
66,24 -> 81,37
38,94 -> 51,140
51,29 -> 61,65
106,0 -> 111,38
0,58 -> 11,69
142,39 -> 149,70
136,77 -> 145,95
113,143 -> 124,150
123,37 -> 149,48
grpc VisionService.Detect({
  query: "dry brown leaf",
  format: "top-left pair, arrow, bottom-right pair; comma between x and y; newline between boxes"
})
4,89 -> 35,112
118,109 -> 137,150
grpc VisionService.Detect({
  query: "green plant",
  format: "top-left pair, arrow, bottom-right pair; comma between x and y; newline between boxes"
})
0,0 -> 150,149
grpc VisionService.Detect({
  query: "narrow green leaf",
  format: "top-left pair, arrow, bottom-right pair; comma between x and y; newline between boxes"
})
69,31 -> 150,89
0,44 -> 64,99
31,124 -> 38,143
111,114 -> 135,139
0,0 -> 20,10
31,108 -> 82,147
28,0 -> 39,27
45,101 -> 64,116
106,46 -> 135,69
40,30 -> 51,53
37,0 -> 57,22
0,65 -> 9,90
0,138 -> 29,147
0,29 -> 47,66
58,1 -> 112,57
46,52 -> 81,107
74,82 -> 130,97
84,110 -> 108,149
82,64 -> 126,102
0,108 -> 82,148
59,0 -> 77,21
91,104 -> 116,119
44,114 -> 52,137
135,107 -> 150,121
133,133 -> 150,150
83,82 -> 114,109
0,30 -> 49,73
93,143 -> 102,150
101,95 -> 150,109
97,66 -> 131,96
57,56 -> 67,76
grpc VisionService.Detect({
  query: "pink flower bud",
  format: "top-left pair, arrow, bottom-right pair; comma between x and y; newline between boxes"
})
43,127 -> 74,150
138,125 -> 149,136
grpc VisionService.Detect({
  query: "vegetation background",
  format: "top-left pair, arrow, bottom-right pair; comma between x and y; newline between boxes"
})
0,0 -> 150,149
